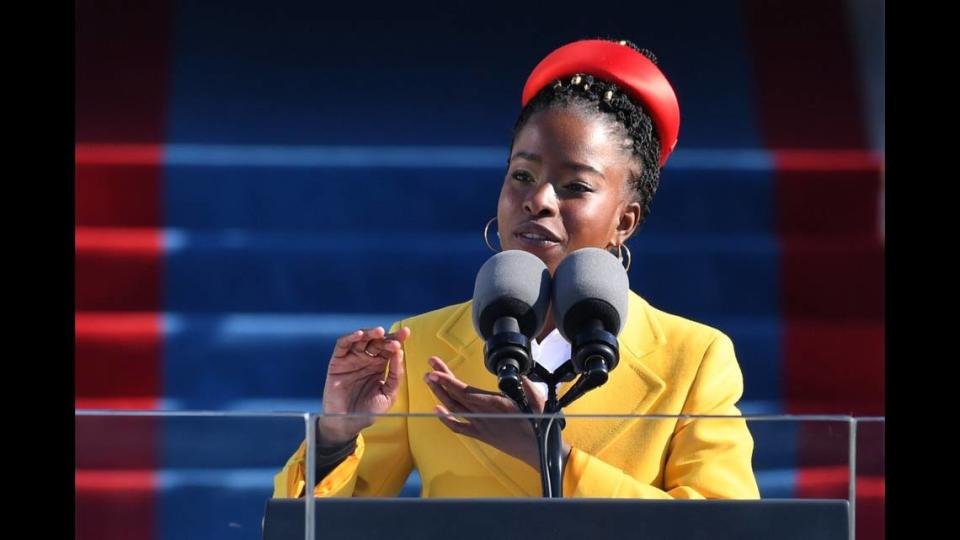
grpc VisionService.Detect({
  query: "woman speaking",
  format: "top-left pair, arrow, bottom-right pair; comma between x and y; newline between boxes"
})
273,38 -> 760,499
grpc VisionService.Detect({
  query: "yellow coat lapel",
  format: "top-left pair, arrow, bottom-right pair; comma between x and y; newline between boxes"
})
562,292 -> 668,455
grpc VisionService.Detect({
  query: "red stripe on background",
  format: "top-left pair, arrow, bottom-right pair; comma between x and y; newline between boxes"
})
76,471 -> 157,540
744,3 -> 884,535
76,422 -> 160,536
75,470 -> 157,491
76,162 -> 163,227
76,313 -> 162,401
743,0 -> 884,411
856,483 -> 886,540
75,144 -> 163,165
795,465 -> 849,499
76,414 -> 161,470
857,476 -> 885,499
742,0 -> 868,149
76,2 -> 169,539
75,228 -> 163,310
76,312 -> 162,336
774,150 -> 884,172
776,169 -> 884,239
779,238 -> 885,322
76,398 -> 162,410
75,227 -> 162,253
783,322 -> 884,416
75,144 -> 163,227
794,466 -> 885,539
793,466 -> 885,498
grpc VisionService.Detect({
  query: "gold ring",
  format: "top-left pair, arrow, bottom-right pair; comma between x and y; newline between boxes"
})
363,347 -> 379,357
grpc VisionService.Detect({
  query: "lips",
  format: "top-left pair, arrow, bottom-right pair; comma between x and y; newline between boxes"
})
512,222 -> 562,246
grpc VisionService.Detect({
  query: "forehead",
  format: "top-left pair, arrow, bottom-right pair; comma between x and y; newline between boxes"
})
513,108 -> 633,167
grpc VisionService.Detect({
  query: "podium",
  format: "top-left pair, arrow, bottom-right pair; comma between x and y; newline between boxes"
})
262,498 -> 850,540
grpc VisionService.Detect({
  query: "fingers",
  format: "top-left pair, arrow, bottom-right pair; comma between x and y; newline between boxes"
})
334,327 -> 383,358
424,358 -> 475,422
424,372 -> 470,414
352,326 -> 412,358
427,366 -> 500,400
349,326 -> 387,356
332,330 -> 365,358
427,355 -> 454,375
426,357 -> 468,391
434,404 -> 476,437
520,376 -> 547,412
382,343 -> 405,395
388,326 -> 412,343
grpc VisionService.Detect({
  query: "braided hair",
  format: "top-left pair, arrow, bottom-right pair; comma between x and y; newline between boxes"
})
511,39 -> 662,229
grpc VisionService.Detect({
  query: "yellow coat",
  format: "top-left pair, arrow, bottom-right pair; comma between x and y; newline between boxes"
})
273,292 -> 760,499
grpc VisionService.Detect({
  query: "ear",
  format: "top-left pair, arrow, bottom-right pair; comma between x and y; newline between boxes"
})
612,200 -> 642,245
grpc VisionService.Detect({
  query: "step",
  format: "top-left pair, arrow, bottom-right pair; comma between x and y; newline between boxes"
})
77,414 -> 307,471
161,162 -> 784,236
77,228 -> 883,322
77,229 -> 785,316
77,312 -> 785,404
77,146 -> 882,238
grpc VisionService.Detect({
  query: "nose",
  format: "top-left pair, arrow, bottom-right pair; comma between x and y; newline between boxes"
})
523,181 -> 558,217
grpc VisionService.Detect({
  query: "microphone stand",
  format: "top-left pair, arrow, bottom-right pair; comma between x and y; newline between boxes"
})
491,323 -> 618,498
519,361 -> 604,498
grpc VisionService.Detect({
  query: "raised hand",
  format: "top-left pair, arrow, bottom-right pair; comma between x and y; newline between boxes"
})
317,326 -> 411,445
424,355 -> 557,470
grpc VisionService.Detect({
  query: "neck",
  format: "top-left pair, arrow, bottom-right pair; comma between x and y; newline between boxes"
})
537,311 -> 556,342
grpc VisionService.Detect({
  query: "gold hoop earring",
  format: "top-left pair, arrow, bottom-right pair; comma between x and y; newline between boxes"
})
618,244 -> 632,272
483,217 -> 501,253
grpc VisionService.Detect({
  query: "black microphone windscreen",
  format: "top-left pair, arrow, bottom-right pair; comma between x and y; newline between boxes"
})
472,250 -> 551,340
552,247 -> 629,340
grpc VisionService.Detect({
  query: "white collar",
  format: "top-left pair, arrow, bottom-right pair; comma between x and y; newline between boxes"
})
528,329 -> 571,399
530,328 -> 571,373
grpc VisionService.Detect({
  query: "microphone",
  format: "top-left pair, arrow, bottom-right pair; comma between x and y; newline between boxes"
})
551,247 -> 629,404
472,250 -> 551,405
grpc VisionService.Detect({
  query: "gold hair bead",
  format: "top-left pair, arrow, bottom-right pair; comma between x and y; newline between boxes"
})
552,80 -> 563,90
618,40 -> 628,46
583,83 -> 590,91
604,90 -> 614,101
571,74 -> 582,85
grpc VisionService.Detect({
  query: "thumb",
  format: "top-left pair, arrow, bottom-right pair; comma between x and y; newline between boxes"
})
520,376 -> 547,412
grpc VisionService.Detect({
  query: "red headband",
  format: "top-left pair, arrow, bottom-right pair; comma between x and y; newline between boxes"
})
521,40 -> 680,167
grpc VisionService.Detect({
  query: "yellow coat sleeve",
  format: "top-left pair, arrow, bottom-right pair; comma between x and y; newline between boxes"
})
272,322 -> 415,498
563,332 -> 760,499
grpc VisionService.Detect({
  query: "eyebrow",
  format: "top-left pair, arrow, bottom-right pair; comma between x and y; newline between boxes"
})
510,151 -> 606,178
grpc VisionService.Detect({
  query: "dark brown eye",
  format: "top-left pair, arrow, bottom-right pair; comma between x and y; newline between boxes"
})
564,181 -> 593,193
511,170 -> 535,183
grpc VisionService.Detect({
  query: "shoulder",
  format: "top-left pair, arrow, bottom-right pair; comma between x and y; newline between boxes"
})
631,295 -> 744,407
630,292 -> 729,352
648,300 -> 728,348
626,293 -> 737,381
